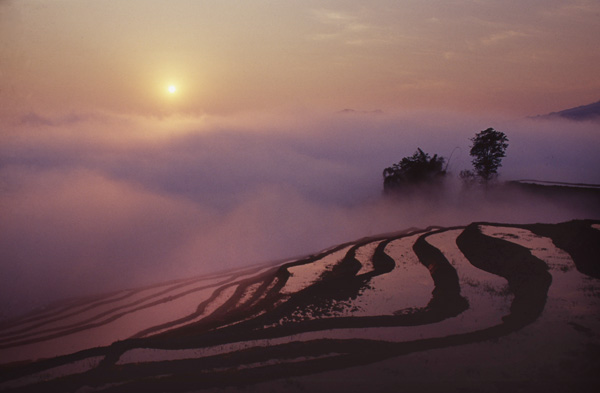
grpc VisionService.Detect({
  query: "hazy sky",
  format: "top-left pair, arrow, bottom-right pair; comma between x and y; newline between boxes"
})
2,0 -> 599,117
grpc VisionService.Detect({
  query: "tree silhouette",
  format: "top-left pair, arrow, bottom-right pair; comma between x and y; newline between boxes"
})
383,148 -> 446,194
468,128 -> 508,184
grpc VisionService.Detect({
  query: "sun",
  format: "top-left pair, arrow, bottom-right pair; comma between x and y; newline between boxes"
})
168,85 -> 177,94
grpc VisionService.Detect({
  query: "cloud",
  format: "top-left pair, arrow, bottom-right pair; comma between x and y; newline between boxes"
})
480,30 -> 527,45
1,110 -> 598,319
0,168 -> 212,316
308,8 -> 383,45
541,1 -> 600,18
311,9 -> 357,24
19,112 -> 92,127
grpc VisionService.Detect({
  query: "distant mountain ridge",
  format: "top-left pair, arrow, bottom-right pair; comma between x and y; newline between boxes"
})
536,99 -> 600,122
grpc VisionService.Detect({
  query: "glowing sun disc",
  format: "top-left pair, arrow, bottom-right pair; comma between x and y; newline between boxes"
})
168,85 -> 177,94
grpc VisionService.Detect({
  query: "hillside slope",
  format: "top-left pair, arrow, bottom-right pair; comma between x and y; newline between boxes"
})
537,100 -> 600,121
1,220 -> 599,392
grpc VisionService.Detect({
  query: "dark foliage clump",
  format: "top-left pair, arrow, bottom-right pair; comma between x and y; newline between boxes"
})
383,148 -> 446,194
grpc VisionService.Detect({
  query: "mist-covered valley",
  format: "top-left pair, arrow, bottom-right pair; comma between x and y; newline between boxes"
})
1,110 -> 599,319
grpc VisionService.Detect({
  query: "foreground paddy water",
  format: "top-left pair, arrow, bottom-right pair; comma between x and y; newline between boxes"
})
1,220 -> 599,392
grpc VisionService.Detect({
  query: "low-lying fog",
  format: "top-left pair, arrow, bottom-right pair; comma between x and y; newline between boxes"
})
1,110 -> 599,319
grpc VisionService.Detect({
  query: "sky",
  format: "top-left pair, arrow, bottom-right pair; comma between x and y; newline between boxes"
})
1,0 -> 599,117
0,0 -> 599,318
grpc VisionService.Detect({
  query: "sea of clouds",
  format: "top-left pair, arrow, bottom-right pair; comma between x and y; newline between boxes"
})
1,110 -> 599,318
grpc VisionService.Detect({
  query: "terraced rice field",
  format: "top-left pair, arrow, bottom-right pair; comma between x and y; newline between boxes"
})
1,220 -> 599,392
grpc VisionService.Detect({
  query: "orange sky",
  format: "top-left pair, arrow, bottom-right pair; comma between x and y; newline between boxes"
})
1,0 -> 599,118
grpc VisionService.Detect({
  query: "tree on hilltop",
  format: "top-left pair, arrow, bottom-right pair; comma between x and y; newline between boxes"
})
464,128 -> 508,185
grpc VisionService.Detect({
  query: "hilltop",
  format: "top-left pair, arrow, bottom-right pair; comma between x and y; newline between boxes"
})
535,100 -> 600,122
